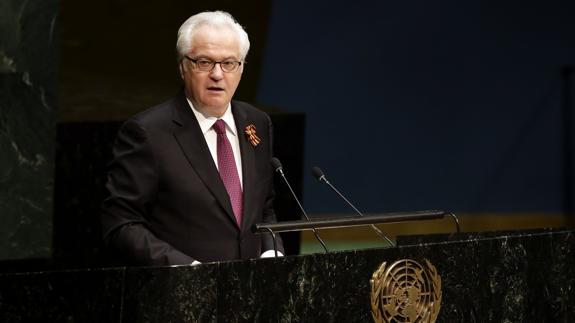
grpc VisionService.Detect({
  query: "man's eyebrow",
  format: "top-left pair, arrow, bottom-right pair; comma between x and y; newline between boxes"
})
193,55 -> 240,61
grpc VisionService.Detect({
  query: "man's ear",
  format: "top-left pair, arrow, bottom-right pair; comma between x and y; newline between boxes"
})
178,61 -> 185,79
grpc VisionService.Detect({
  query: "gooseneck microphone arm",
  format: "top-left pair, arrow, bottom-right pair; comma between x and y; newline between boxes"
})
271,158 -> 329,253
312,167 -> 395,247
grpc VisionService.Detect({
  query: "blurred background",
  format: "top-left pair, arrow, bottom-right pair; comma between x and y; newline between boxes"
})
1,0 -> 574,269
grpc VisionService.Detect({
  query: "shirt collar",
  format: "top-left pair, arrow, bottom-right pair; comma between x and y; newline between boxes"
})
186,99 -> 238,137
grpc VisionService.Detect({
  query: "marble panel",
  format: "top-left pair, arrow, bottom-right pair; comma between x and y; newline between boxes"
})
0,0 -> 58,259
0,230 -> 573,322
0,268 -> 123,322
121,264 -> 219,323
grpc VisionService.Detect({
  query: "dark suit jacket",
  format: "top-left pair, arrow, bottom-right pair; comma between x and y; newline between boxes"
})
101,92 -> 284,265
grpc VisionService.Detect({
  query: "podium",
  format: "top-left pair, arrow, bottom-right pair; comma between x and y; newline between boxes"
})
0,229 -> 574,322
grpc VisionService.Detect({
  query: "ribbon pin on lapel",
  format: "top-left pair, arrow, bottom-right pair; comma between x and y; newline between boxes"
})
244,124 -> 261,147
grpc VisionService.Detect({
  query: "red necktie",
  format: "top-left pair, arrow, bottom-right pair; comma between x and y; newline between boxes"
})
213,119 -> 243,226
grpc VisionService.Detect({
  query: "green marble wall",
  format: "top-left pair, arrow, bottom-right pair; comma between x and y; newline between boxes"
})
0,0 -> 58,259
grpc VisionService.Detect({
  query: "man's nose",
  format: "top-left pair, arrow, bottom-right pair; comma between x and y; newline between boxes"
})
209,63 -> 224,80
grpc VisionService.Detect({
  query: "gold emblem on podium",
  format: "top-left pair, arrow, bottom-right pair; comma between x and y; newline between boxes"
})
370,259 -> 442,323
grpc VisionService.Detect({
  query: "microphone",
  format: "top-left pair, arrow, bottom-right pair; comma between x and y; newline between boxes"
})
311,166 -> 395,247
271,158 -> 329,253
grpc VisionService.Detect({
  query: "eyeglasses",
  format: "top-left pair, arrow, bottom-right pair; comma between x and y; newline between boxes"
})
184,56 -> 243,73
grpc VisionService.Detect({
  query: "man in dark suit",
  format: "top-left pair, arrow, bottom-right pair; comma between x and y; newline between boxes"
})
101,11 -> 284,266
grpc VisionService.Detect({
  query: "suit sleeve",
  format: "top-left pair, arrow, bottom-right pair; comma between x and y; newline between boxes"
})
260,114 -> 285,253
101,119 -> 195,266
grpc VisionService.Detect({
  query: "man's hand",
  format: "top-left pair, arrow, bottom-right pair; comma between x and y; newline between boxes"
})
260,250 -> 284,258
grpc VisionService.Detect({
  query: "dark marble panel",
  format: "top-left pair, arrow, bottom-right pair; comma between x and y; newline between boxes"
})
122,264 -> 219,323
401,230 -> 575,322
0,0 -> 58,260
213,251 -> 394,322
0,230 -> 573,322
216,258 -> 296,322
0,268 -> 123,322
0,74 -> 54,260
208,230 -> 575,322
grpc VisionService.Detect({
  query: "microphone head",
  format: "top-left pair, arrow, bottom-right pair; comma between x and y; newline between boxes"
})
270,157 -> 283,172
311,166 -> 325,181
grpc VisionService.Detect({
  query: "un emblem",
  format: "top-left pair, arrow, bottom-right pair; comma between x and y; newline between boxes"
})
370,259 -> 442,323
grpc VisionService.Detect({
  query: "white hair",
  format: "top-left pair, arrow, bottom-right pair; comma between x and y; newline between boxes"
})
176,11 -> 250,61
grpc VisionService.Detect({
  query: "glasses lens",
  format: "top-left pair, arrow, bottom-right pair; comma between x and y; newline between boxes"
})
221,61 -> 239,72
195,60 -> 214,71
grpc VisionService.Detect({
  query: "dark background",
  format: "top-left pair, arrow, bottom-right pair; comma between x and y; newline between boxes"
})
59,0 -> 273,121
257,0 -> 575,214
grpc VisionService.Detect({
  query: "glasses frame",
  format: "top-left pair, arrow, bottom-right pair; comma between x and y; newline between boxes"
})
184,56 -> 244,73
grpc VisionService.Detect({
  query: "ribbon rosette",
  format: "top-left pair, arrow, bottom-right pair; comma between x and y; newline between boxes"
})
244,124 -> 261,147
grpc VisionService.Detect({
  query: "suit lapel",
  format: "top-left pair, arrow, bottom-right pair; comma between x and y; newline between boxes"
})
171,94 -> 237,226
232,102 -> 257,233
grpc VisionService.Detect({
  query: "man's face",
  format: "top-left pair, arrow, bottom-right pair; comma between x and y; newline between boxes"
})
180,25 -> 243,117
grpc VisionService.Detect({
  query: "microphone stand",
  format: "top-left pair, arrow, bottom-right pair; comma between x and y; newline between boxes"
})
313,167 -> 395,247
272,159 -> 329,253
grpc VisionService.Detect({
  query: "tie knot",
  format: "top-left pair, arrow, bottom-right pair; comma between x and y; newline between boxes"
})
213,119 -> 226,134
